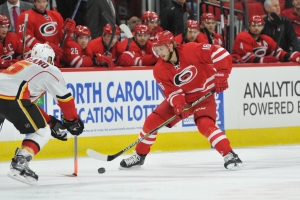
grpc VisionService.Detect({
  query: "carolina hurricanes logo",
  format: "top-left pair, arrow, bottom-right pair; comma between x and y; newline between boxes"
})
174,65 -> 198,87
253,46 -> 267,57
40,22 -> 58,37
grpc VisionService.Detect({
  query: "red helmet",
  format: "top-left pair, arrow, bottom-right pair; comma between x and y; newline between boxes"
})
103,23 -> 121,36
188,20 -> 200,30
153,31 -> 175,47
74,25 -> 91,37
134,24 -> 150,34
249,15 -> 264,25
141,11 -> 159,23
201,13 -> 216,22
0,15 -> 10,26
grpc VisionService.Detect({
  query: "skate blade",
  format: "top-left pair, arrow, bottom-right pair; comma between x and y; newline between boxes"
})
118,165 -> 143,170
7,169 -> 37,186
226,163 -> 244,171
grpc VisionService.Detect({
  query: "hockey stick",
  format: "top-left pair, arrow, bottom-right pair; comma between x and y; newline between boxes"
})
119,24 -> 133,38
102,10 -> 117,55
59,0 -> 82,48
270,12 -> 284,56
203,27 -> 213,44
87,89 -> 216,162
181,12 -> 188,44
220,0 -> 225,48
293,20 -> 300,26
22,14 -> 28,59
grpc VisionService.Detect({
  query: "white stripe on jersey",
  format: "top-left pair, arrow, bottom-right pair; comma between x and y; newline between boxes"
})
211,48 -> 224,60
212,52 -> 230,63
186,75 -> 214,93
70,56 -> 80,67
75,59 -> 83,68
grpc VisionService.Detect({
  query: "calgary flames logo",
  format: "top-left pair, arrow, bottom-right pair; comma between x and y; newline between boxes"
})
39,22 -> 58,37
174,65 -> 197,87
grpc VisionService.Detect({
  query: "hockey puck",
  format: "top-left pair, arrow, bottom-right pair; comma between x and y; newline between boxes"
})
98,167 -> 105,174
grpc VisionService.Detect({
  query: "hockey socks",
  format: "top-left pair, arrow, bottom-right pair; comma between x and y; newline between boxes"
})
196,116 -> 232,156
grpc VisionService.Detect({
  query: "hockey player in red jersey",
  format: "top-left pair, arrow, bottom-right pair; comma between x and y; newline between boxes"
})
17,0 -> 76,60
233,15 -> 300,63
87,23 -> 119,67
60,25 -> 113,68
174,20 -> 204,45
117,24 -> 160,66
0,15 -> 31,69
141,11 -> 163,42
199,13 -> 223,47
0,43 -> 84,185
119,31 -> 243,170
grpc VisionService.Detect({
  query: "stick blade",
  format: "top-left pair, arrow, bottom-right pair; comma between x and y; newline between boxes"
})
86,149 -> 108,161
119,24 -> 133,38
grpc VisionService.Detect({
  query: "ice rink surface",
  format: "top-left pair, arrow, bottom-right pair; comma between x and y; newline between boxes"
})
0,145 -> 300,200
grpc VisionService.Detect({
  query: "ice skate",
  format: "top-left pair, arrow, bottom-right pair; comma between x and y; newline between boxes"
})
224,151 -> 243,170
119,151 -> 147,170
7,148 -> 38,185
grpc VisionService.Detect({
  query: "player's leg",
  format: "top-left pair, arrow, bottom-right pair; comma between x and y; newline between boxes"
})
120,99 -> 179,169
193,95 -> 243,170
3,99 -> 51,184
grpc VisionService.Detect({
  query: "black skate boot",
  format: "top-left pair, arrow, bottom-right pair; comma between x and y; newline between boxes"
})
7,148 -> 38,185
224,151 -> 243,170
119,152 -> 147,170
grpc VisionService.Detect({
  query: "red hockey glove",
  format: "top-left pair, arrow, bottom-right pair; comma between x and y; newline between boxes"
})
64,18 -> 76,36
118,51 -> 135,66
260,55 -> 279,63
173,101 -> 190,119
290,52 -> 300,63
215,70 -> 229,94
0,59 -> 20,69
94,53 -> 115,69
231,54 -> 244,63
46,42 -> 64,58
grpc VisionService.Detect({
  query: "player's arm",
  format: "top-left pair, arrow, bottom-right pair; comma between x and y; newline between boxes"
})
62,43 -> 94,68
265,36 -> 289,62
232,37 -> 259,63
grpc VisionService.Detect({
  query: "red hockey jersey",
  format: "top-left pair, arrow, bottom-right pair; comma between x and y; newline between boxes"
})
17,9 -> 64,48
281,8 -> 300,38
154,42 -> 232,105
232,31 -> 287,63
196,32 -> 223,47
117,38 -> 158,66
60,39 -> 94,68
87,36 -> 121,62
174,32 -> 208,45
149,26 -> 163,42
1,32 -> 31,60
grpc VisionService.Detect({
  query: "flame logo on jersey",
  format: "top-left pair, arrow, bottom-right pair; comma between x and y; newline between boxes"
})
40,22 -> 58,37
174,65 -> 198,87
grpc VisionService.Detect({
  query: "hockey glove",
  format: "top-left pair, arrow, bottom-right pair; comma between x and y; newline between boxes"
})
215,70 -> 229,94
118,51 -> 136,66
93,53 -> 115,68
48,115 -> 67,141
63,18 -> 76,38
61,115 -> 84,136
290,52 -> 300,63
46,42 -> 64,58
173,100 -> 190,119
260,56 -> 279,63
231,54 -> 244,63
0,59 -> 20,69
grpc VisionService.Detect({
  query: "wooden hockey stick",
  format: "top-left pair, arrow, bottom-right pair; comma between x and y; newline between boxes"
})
22,14 -> 28,59
59,0 -> 82,48
270,12 -> 284,56
119,24 -> 133,38
102,11 -> 117,55
181,12 -> 188,44
87,89 -> 216,162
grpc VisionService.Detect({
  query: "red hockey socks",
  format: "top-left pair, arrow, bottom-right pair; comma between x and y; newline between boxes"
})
136,112 -> 165,155
196,116 -> 232,156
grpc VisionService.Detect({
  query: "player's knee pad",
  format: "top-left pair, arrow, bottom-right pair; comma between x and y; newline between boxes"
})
143,112 -> 166,133
196,116 -> 216,136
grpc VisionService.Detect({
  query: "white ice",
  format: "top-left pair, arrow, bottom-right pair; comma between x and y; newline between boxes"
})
0,145 -> 300,200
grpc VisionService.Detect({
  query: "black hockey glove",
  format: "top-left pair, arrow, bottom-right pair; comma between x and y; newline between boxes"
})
61,115 -> 84,136
48,115 -> 68,141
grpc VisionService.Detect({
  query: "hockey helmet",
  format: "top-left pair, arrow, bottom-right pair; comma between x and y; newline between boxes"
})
0,15 -> 10,26
249,15 -> 264,25
134,24 -> 150,35
103,23 -> 121,36
153,31 -> 174,48
141,11 -> 159,23
201,13 -> 216,22
188,20 -> 200,30
31,43 -> 55,64
74,25 -> 91,37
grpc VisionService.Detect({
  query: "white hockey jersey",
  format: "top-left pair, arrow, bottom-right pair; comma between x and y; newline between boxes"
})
0,58 -> 78,120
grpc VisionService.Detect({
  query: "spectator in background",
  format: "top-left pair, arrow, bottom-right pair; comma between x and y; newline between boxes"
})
199,13 -> 223,47
281,0 -> 300,42
17,0 -> 76,61
87,23 -> 120,67
117,24 -> 159,66
160,0 -> 191,36
262,0 -> 300,53
141,11 -> 163,42
175,20 -> 201,44
129,16 -> 140,32
233,15 -> 300,64
0,0 -> 33,33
